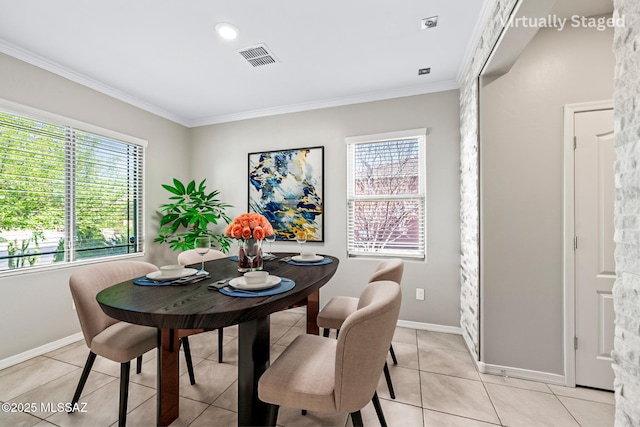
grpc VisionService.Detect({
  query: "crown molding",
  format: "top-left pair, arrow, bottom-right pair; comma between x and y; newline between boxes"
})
2,38 -> 460,129
188,79 -> 460,127
456,0 -> 499,84
0,39 -> 190,127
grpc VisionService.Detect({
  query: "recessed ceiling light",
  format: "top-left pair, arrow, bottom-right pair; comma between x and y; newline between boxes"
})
215,23 -> 238,40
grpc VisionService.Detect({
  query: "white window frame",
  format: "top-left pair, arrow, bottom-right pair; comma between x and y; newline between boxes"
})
346,128 -> 427,259
0,99 -> 147,275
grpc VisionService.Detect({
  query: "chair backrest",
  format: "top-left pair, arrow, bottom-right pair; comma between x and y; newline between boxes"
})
369,258 -> 404,285
177,249 -> 226,266
69,261 -> 158,348
333,280 -> 402,413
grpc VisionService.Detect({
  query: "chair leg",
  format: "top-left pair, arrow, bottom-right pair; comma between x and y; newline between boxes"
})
265,404 -> 279,427
118,361 -> 131,427
181,337 -> 196,385
136,355 -> 143,374
350,410 -> 364,427
383,362 -> 395,399
389,344 -> 398,365
372,391 -> 387,427
69,351 -> 97,412
322,328 -> 330,337
218,328 -> 224,363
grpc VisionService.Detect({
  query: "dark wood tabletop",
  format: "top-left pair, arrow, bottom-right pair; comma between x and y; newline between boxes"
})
96,252 -> 340,427
97,253 -> 339,330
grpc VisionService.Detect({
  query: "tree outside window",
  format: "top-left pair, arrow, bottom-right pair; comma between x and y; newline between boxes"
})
0,106 -> 144,272
346,129 -> 426,258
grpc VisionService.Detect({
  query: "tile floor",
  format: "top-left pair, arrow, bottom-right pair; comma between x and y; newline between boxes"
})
0,309 -> 615,426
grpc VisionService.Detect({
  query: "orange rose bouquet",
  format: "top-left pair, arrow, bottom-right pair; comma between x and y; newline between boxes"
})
225,212 -> 275,241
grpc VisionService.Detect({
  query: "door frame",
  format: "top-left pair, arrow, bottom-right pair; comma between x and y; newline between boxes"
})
563,100 -> 613,388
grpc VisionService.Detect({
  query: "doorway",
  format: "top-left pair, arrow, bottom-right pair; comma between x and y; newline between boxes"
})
563,101 -> 615,390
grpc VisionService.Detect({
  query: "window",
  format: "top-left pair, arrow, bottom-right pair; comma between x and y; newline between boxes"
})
0,101 -> 145,272
346,129 -> 426,258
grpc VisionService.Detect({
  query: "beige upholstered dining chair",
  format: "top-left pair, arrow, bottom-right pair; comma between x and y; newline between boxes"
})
316,258 -> 404,399
177,249 -> 227,363
177,248 -> 226,265
258,280 -> 402,427
68,260 -> 196,427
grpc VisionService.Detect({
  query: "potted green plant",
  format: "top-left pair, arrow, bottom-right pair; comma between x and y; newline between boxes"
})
154,178 -> 233,252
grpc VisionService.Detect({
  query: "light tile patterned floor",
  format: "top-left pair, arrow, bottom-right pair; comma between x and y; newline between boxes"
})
0,310 -> 615,426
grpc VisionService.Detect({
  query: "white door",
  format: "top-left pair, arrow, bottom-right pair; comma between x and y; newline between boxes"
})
574,108 -> 615,391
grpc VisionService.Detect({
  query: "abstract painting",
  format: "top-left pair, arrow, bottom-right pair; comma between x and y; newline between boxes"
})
248,146 -> 324,241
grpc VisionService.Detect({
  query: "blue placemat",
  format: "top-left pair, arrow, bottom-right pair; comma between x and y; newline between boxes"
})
219,277 -> 295,297
287,258 -> 333,266
134,276 -> 175,286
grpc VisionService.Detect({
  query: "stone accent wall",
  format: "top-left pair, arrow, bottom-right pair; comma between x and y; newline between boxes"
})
612,1 -> 640,425
458,0 -> 518,359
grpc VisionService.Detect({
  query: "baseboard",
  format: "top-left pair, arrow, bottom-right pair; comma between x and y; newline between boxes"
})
452,328 -> 567,387
0,333 -> 84,370
308,313 -> 565,386
477,361 -> 566,386
286,308 -> 463,335
0,318 -> 460,371
396,320 -> 462,335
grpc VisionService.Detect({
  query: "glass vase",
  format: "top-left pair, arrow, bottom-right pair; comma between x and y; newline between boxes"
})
237,239 -> 263,272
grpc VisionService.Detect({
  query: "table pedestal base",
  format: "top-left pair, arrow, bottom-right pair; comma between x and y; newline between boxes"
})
157,329 -> 179,427
238,316 -> 277,426
154,293 -> 321,426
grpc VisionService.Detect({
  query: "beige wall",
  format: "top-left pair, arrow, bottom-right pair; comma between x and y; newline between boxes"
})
189,92 -> 462,325
480,22 -> 614,374
0,53 -> 463,362
0,53 -> 190,360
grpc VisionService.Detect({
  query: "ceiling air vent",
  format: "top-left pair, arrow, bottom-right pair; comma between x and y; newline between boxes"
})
237,43 -> 278,67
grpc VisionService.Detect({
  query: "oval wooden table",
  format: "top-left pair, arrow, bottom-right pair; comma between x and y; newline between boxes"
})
97,253 -> 338,427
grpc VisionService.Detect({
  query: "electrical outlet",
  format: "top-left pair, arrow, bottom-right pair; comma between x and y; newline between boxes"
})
416,288 -> 425,300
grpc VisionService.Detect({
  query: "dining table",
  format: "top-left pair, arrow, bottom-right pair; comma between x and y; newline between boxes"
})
96,252 -> 339,427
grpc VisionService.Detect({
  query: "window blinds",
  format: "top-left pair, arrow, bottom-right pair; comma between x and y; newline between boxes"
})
0,108 -> 144,271
347,134 -> 426,258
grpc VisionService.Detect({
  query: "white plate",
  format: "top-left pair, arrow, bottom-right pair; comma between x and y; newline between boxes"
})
147,268 -> 198,281
292,255 -> 324,263
229,275 -> 282,290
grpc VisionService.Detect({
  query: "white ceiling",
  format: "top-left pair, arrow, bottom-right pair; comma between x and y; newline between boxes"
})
0,0 -> 492,127
0,0 -> 612,127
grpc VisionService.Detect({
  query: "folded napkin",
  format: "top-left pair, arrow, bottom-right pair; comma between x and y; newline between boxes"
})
287,258 -> 333,266
218,278 -> 295,297
133,272 -> 209,286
